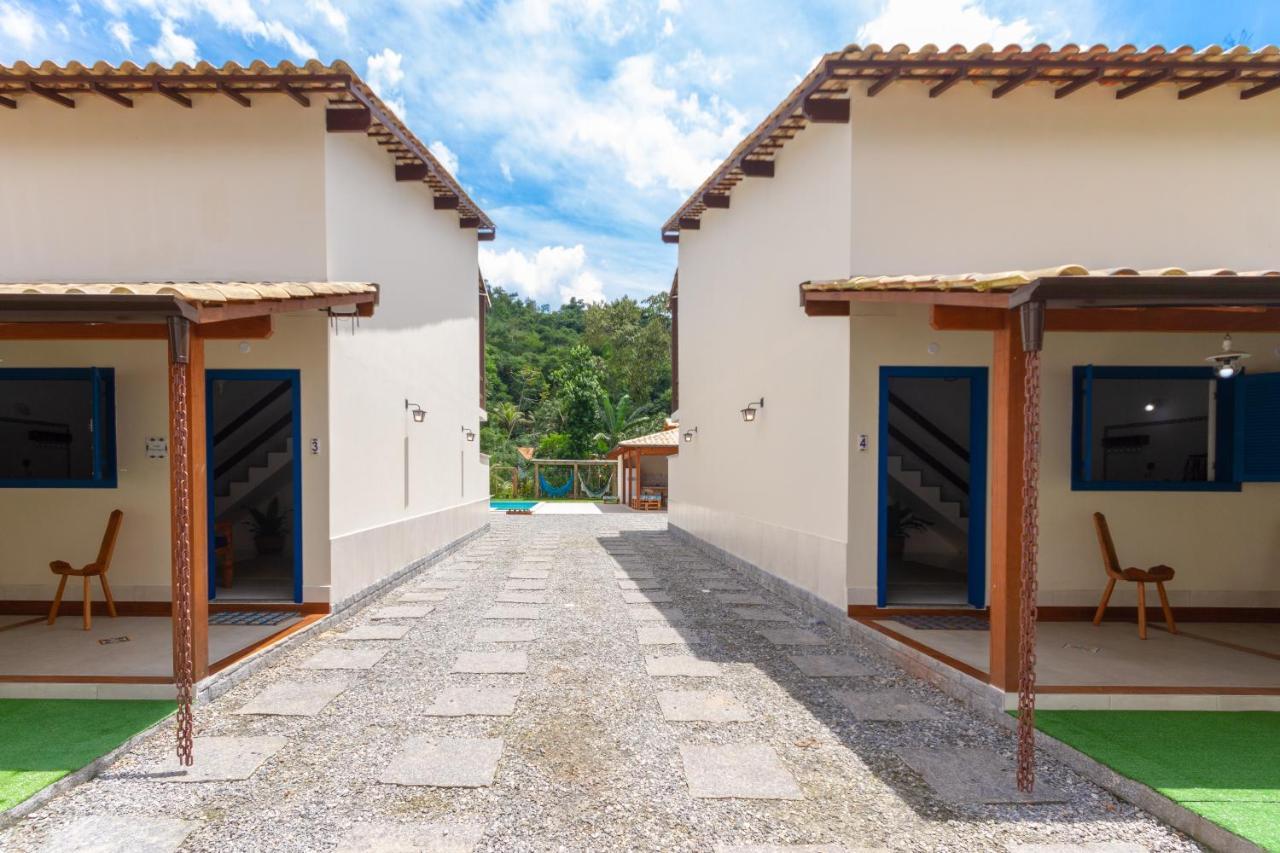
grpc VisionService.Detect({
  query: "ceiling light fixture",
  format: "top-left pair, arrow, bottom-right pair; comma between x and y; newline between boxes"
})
1206,333 -> 1250,379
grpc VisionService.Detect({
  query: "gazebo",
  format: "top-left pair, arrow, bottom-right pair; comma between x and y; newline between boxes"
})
607,425 -> 680,509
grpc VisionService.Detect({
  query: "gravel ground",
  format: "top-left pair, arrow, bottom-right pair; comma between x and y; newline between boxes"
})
1,514 -> 1202,852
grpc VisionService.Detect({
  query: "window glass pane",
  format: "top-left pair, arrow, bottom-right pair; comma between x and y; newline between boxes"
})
0,377 -> 96,481
1088,377 -> 1213,483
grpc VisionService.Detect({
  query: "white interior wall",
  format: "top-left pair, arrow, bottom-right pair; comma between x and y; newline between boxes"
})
323,133 -> 487,603
672,121 -> 852,609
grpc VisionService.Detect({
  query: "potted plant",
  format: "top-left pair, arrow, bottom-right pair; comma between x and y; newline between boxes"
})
886,501 -> 932,561
247,497 -> 289,557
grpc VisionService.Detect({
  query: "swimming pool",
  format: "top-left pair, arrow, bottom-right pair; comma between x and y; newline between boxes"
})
490,500 -> 538,512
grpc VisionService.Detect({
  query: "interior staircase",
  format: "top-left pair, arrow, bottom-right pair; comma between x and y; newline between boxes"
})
886,454 -> 967,534
212,380 -> 293,519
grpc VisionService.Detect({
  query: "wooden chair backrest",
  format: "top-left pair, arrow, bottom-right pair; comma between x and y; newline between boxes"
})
1092,512 -> 1123,580
96,510 -> 124,572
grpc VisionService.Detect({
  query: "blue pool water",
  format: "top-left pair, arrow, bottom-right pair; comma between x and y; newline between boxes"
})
490,500 -> 538,511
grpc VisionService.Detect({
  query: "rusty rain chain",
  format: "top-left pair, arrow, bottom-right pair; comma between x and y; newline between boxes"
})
170,361 -> 195,767
1016,349 -> 1042,793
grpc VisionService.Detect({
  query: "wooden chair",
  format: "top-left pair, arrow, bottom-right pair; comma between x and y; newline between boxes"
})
48,509 -> 123,630
214,521 -> 235,589
1092,511 -> 1176,639
633,493 -> 663,511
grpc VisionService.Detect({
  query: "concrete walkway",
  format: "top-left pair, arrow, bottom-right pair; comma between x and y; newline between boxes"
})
1,515 -> 1199,852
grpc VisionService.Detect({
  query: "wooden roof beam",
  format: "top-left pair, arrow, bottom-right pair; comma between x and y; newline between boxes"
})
802,96 -> 849,123
27,82 -> 74,108
433,194 -> 460,210
0,93 -> 18,109
702,193 -> 730,209
477,228 -> 496,242
154,83 -> 192,108
1177,70 -> 1239,99
326,105 -> 371,131
992,66 -> 1040,99
662,231 -> 679,244
1054,67 -> 1103,99
217,83 -> 251,107
740,159 -> 774,178
929,69 -> 968,98
1242,76 -> 1280,100
279,83 -> 310,107
866,68 -> 900,96
395,162 -> 429,181
90,83 -> 133,108
678,217 -> 700,230
459,217 -> 481,229
1116,69 -> 1171,100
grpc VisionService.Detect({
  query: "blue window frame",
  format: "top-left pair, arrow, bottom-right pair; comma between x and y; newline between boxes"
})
1071,365 -> 1237,492
0,367 -> 117,488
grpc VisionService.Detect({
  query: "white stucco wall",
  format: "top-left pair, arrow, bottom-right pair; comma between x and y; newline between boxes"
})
323,132 -> 487,603
844,82 -> 1280,609
671,121 -> 852,609
847,306 -> 1280,608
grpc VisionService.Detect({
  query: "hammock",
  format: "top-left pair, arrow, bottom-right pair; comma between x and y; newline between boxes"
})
539,471 -> 574,498
580,470 -> 615,500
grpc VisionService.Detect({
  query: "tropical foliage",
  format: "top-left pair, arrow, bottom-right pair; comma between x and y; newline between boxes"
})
482,287 -> 672,497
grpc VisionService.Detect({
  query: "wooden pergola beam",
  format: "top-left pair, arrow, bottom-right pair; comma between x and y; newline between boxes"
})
931,304 -> 1280,332
0,315 -> 274,340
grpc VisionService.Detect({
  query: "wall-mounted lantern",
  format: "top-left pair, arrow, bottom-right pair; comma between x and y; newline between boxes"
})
683,427 -> 698,443
740,398 -> 764,423
462,426 -> 477,442
405,399 -> 427,423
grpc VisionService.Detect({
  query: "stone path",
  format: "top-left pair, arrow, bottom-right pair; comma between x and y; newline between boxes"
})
1,515 -> 1199,852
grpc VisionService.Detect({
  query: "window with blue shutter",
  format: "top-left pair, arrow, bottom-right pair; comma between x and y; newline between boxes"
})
0,368 -> 118,488
1234,372 -> 1280,482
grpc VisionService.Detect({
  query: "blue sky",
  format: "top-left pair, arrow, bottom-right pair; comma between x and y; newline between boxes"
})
3,0 -> 1278,304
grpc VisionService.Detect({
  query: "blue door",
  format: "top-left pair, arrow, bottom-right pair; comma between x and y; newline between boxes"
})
205,370 -> 303,603
877,367 -> 988,608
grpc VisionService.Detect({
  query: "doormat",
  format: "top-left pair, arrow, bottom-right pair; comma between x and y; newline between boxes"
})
98,636 -> 131,645
209,611 -> 294,626
890,614 -> 989,631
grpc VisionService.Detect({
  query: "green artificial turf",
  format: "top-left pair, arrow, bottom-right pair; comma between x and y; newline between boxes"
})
0,699 -> 175,812
1032,711 -> 1280,852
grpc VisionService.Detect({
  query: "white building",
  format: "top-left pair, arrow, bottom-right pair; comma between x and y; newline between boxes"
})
0,61 -> 491,701
665,44 -> 1280,712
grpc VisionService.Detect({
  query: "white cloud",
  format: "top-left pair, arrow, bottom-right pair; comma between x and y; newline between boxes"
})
431,140 -> 459,177
150,18 -> 197,65
0,1 -> 42,49
857,0 -> 1036,48
108,19 -> 132,51
111,0 -> 315,60
661,17 -> 672,37
481,244 -> 605,305
366,47 -> 405,92
308,0 -> 347,35
657,0 -> 680,12
499,161 -> 513,182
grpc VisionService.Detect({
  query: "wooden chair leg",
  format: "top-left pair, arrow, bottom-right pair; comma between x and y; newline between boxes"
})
1156,581 -> 1176,634
99,573 -> 118,614
1093,578 -> 1116,626
82,576 -> 92,631
48,575 -> 68,625
1136,582 -> 1147,640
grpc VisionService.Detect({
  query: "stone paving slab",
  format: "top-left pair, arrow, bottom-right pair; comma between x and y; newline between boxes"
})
680,744 -> 803,800
614,570 -> 657,579
337,624 -> 412,640
623,591 -> 673,604
331,821 -> 485,852
423,686 -> 519,716
832,689 -> 942,721
732,607 -> 794,622
636,625 -> 702,645
505,579 -> 548,590
618,579 -> 662,590
143,736 -> 288,782
452,651 -> 529,673
757,628 -> 826,646
300,648 -> 387,670
496,591 -> 547,604
509,569 -> 550,579
657,690 -> 752,722
380,737 -> 504,787
716,845 -> 879,853
715,593 -> 770,606
370,605 -> 433,620
788,655 -> 872,678
898,747 -> 1067,804
416,580 -> 461,590
1009,845 -> 1148,853
645,655 -> 723,678
401,591 -> 450,602
484,605 -> 541,620
474,625 -> 540,643
235,680 -> 347,716
628,606 -> 687,622
699,580 -> 746,591
34,815 -> 198,853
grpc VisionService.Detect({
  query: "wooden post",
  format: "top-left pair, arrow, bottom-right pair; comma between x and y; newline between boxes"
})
573,462 -> 580,499
534,463 -> 541,498
989,312 -> 1025,691
167,319 -> 208,682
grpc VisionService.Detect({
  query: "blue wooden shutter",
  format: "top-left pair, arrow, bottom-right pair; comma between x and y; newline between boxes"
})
1236,372 -> 1280,482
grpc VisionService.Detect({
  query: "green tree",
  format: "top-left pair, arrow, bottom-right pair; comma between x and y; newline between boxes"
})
551,345 -> 604,457
593,393 -> 652,453
491,401 -> 528,438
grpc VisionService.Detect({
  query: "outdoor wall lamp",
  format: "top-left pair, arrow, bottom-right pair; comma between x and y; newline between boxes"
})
462,426 -> 477,442
405,399 -> 427,423
1207,333 -> 1250,379
740,398 -> 764,423
683,427 -> 698,443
